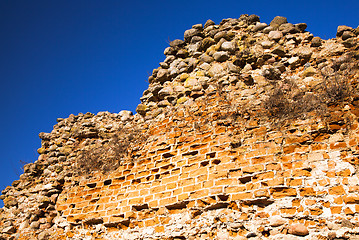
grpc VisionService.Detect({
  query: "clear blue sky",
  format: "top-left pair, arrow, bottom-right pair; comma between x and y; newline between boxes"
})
0,0 -> 358,207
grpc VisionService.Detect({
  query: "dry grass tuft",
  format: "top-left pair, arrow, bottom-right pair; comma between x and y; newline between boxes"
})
75,126 -> 147,175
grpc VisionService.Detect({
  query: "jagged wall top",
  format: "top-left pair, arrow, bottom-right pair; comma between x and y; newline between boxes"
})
137,14 -> 359,119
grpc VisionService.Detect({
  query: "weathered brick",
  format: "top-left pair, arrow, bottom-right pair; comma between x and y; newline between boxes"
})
266,163 -> 282,171
190,189 -> 209,199
140,189 -> 150,196
305,199 -> 316,205
208,170 -> 227,179
266,146 -> 282,154
209,186 -> 223,195
151,185 -> 166,194
215,178 -> 236,186
155,225 -> 165,233
127,191 -> 140,198
254,171 -> 275,181
336,169 -> 352,177
178,193 -> 189,201
329,185 -> 346,195
161,175 -> 179,184
283,145 -> 299,154
251,155 -> 273,165
106,208 -> 123,216
282,162 -> 292,170
254,189 -> 269,198
196,174 -> 208,182
97,197 -> 111,204
183,164 -> 199,172
310,208 -> 323,215
108,215 -> 125,223
56,204 -> 68,212
183,183 -> 202,193
67,214 -> 86,222
231,192 -> 253,200
307,152 -> 324,161
330,206 -> 342,214
270,187 -> 297,198
166,182 -> 177,190
144,218 -> 159,227
75,201 -> 90,209
203,180 -> 214,188
159,197 -> 177,206
104,202 -> 118,210
343,195 -> 359,204
178,178 -> 195,187
232,155 -> 248,165
14,75 -> 359,239
311,143 -> 327,151
326,171 -> 336,177
349,186 -> 359,193
292,169 -> 311,177
344,207 -> 354,215
70,208 -> 82,215
242,165 -> 264,174
225,186 -> 246,193
84,211 -> 100,220
62,209 -> 71,216
215,162 -> 237,172
214,126 -> 226,134
286,135 -> 311,145
246,182 -> 261,191
330,142 -> 347,150
128,197 -> 144,205
148,200 -> 158,208
189,168 -> 208,178
299,188 -> 316,197
244,149 -> 266,159
252,141 -> 278,150
280,208 -> 297,215
287,178 -> 302,187
279,155 -> 292,162
154,191 -> 172,199
318,178 -> 330,187
159,216 -> 171,225
190,143 -> 208,150
187,155 -> 205,165
265,177 -> 285,187
96,204 -> 105,211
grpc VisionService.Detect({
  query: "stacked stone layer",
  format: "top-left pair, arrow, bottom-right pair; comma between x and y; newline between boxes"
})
1,14 -> 359,240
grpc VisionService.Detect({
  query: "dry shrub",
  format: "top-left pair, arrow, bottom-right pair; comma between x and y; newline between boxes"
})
262,77 -> 316,121
263,54 -> 358,124
321,74 -> 350,105
263,86 -> 325,121
75,126 -> 147,175
319,61 -> 356,105
263,88 -> 291,119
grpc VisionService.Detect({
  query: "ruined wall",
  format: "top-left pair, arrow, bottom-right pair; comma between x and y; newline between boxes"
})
58,104 -> 359,240
1,14 -> 359,240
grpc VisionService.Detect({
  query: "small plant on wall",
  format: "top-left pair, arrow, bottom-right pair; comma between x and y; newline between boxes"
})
74,126 -> 147,175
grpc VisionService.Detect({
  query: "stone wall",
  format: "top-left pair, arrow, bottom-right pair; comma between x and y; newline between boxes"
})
1,14 -> 359,240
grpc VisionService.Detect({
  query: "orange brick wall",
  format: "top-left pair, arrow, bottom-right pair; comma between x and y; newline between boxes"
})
55,101 -> 359,232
